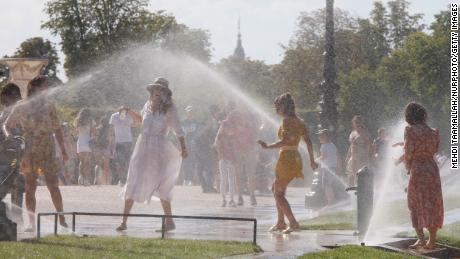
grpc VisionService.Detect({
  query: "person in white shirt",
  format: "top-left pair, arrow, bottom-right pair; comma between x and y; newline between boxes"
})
317,129 -> 342,205
110,106 -> 134,185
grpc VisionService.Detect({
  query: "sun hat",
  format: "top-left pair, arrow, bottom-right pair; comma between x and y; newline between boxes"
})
146,77 -> 169,92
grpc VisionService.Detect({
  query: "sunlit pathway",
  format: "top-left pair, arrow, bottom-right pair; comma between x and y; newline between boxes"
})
9,185 -> 361,258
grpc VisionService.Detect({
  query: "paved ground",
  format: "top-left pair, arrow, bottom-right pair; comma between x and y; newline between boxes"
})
6,185 -> 361,258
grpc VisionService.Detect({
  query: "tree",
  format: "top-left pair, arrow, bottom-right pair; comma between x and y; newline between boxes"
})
272,8 -> 363,111
357,1 -> 390,69
217,57 -> 275,101
271,46 -> 322,110
42,0 -> 212,77
387,0 -> 424,49
337,65 -> 387,142
13,37 -> 60,81
337,7 -> 451,150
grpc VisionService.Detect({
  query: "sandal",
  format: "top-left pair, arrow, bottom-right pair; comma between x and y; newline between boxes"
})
60,221 -> 69,228
423,242 -> 435,250
282,225 -> 300,234
116,222 -> 127,231
155,222 -> 176,233
408,240 -> 426,249
268,224 -> 287,232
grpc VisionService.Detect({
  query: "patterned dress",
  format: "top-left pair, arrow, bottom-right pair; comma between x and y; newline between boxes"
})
5,99 -> 61,175
404,124 -> 443,230
275,117 -> 308,181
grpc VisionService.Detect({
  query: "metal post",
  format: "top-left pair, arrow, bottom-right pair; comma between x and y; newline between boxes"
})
54,214 -> 58,235
72,212 -> 76,232
318,0 -> 338,135
253,220 -> 257,245
37,214 -> 41,238
356,167 -> 373,238
161,216 -> 165,239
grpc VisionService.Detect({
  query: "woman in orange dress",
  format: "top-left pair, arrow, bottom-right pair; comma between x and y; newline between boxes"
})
403,102 -> 443,250
258,93 -> 318,234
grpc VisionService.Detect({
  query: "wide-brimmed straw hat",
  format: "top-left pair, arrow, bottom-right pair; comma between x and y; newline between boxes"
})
146,77 -> 169,92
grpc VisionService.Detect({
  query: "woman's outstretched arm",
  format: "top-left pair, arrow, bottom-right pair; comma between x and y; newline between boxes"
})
258,134 -> 290,149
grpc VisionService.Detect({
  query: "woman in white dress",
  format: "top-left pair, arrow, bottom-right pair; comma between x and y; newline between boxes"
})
116,77 -> 187,231
74,108 -> 94,186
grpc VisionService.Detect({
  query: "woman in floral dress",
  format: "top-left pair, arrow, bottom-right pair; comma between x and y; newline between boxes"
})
258,93 -> 318,234
4,75 -> 68,232
403,102 -> 443,250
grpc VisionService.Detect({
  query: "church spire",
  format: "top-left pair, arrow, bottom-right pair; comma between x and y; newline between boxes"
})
233,17 -> 245,60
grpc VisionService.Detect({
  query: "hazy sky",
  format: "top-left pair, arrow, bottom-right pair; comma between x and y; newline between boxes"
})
0,0 -> 452,81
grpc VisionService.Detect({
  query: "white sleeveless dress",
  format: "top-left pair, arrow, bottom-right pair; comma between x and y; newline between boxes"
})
76,125 -> 92,153
121,102 -> 184,202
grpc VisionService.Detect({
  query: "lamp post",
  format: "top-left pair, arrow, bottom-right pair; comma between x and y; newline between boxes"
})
318,0 -> 338,136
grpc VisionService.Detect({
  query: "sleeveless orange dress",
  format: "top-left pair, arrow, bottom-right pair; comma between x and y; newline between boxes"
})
275,117 -> 308,181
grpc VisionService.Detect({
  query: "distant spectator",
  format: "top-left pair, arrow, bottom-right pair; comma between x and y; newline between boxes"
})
110,106 -> 134,185
180,106 -> 201,186
193,105 -> 220,193
74,108 -> 94,186
345,115 -> 372,186
226,102 -> 261,206
316,129 -> 342,205
214,119 -> 236,207
93,115 -> 115,185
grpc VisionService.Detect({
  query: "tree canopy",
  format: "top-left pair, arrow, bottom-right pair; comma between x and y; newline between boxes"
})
42,0 -> 212,78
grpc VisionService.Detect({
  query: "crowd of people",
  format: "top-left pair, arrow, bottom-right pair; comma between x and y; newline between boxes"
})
0,75 -> 445,249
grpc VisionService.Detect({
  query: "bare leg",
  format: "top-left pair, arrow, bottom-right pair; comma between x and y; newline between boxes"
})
234,157 -> 244,204
425,227 -> 437,250
45,173 -> 66,225
409,228 -> 426,248
273,178 -> 298,228
347,173 -> 356,187
78,152 -> 91,185
272,181 -> 286,228
122,199 -> 134,225
247,152 -> 258,205
160,199 -> 174,225
103,158 -> 111,185
24,173 -> 38,229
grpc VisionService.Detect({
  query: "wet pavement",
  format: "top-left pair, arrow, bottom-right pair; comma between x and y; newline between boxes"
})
8,185 -> 362,258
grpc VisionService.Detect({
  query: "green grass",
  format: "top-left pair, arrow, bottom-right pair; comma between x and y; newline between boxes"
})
297,245 -> 417,259
395,221 -> 460,248
300,211 -> 356,230
300,195 -> 460,231
0,235 -> 262,259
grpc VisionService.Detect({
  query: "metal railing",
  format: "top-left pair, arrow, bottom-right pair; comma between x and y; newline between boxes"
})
37,212 -> 258,244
